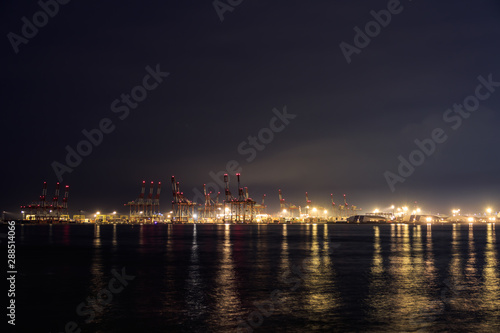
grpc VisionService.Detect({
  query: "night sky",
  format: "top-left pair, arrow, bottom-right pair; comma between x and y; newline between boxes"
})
2,0 -> 500,216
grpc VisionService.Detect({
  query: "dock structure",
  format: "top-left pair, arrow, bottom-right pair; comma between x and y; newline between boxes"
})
171,176 -> 196,223
279,189 -> 299,218
223,173 -> 256,223
21,182 -> 70,222
198,185 -> 223,221
124,181 -> 162,222
330,193 -> 361,220
254,194 -> 267,214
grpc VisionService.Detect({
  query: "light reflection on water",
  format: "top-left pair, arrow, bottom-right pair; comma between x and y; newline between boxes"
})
209,224 -> 242,330
15,223 -> 500,332
481,224 -> 499,329
302,224 -> 334,316
186,224 -> 207,320
88,224 -> 105,325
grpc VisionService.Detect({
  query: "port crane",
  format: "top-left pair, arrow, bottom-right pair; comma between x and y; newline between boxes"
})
171,176 -> 197,222
223,173 -> 256,223
278,189 -> 299,217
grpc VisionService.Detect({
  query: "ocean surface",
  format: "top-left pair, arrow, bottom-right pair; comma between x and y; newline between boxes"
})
9,223 -> 500,332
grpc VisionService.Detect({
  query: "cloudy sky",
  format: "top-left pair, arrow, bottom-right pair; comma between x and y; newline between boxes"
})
2,0 -> 500,216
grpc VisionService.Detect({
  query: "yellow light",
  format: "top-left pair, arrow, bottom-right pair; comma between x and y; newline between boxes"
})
487,208 -> 492,214
468,217 -> 474,222
416,208 -> 421,213
426,217 -> 432,222
312,207 -> 317,212
96,211 -> 100,215
374,209 -> 379,213
403,206 -> 408,211
283,209 -> 287,213
324,210 -> 327,214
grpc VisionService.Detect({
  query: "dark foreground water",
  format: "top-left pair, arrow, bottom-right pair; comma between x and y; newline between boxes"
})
8,223 -> 500,332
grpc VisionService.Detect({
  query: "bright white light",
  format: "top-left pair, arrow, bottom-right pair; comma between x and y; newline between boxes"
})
96,211 -> 100,215
312,207 -> 317,212
468,217 -> 474,222
283,209 -> 287,213
193,214 -> 197,219
113,211 -> 117,215
426,217 -> 432,222
374,209 -> 379,214
416,208 -> 421,213
487,208 -> 492,214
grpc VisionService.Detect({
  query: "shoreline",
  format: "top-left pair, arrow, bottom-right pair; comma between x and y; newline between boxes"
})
5,220 -> 499,226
